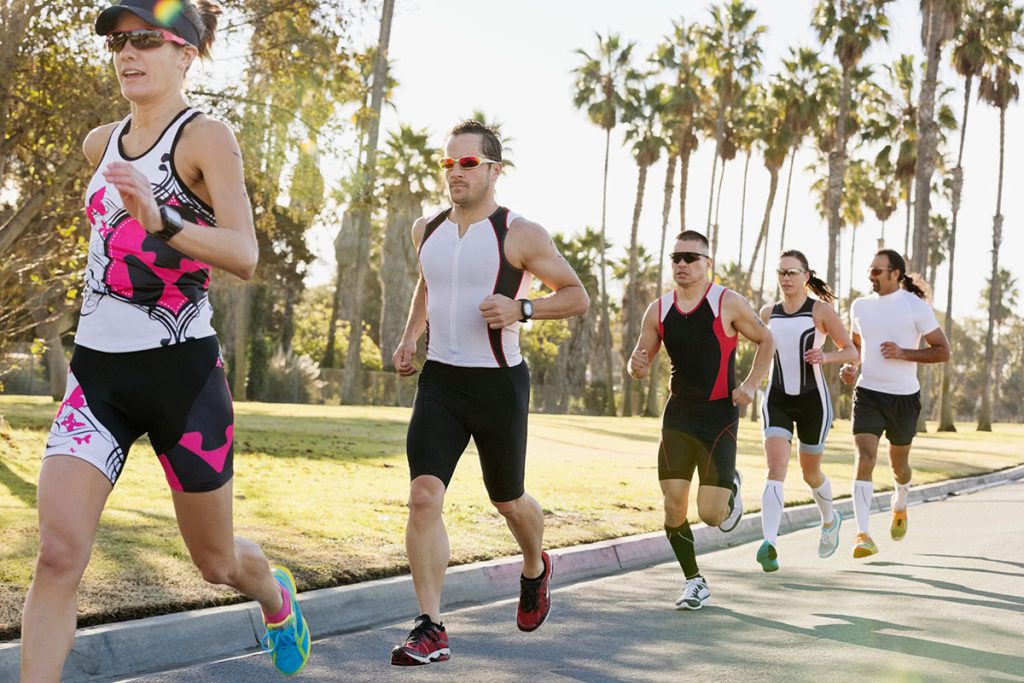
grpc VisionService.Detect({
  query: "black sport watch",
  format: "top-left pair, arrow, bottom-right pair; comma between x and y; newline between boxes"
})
518,298 -> 534,323
156,205 -> 184,241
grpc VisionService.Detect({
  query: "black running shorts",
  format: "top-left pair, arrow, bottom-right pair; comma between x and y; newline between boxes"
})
851,386 -> 921,446
45,336 -> 234,492
406,360 -> 530,503
761,386 -> 833,454
658,395 -> 738,489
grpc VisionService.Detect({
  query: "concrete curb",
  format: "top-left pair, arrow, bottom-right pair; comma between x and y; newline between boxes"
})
3,464 -> 1022,681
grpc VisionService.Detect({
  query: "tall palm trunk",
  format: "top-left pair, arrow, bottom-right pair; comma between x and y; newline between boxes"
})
939,74 -> 973,432
706,105 -> 726,233
597,127 -> 618,416
738,151 -> 751,265
912,2 -> 944,274
903,186 -> 912,256
774,146 -> 798,301
978,105 -> 1006,432
646,153 -> 678,417
742,166 -> 780,294
826,70 -> 853,289
679,144 -> 694,232
622,163 -> 650,417
711,160 -> 727,267
341,0 -> 394,404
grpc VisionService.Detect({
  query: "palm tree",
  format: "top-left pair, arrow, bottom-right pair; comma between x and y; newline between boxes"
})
976,0 -> 1022,432
377,125 -> 438,377
733,83 -> 763,265
880,54 -> 920,256
620,71 -> 666,416
773,48 -> 835,300
940,0 -> 987,432
654,20 -> 706,232
572,32 -> 636,416
699,0 -> 766,244
812,0 -> 894,290
340,0 -> 395,404
912,0 -> 962,274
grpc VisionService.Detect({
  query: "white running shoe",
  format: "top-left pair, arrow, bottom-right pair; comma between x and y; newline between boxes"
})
675,576 -> 711,610
817,510 -> 843,558
718,470 -> 744,533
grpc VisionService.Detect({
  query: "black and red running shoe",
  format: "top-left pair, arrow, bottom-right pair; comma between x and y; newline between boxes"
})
516,551 -> 553,632
390,614 -> 450,666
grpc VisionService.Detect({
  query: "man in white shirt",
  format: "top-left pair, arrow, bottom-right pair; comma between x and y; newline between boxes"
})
841,249 -> 950,558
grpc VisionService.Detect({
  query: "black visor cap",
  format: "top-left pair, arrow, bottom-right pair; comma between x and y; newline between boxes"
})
95,0 -> 200,48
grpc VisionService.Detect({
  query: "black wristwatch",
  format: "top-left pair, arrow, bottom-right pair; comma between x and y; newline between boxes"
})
518,298 -> 534,323
156,205 -> 184,241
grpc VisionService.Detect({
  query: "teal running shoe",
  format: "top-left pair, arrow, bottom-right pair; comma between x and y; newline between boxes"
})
756,540 -> 779,572
260,565 -> 311,676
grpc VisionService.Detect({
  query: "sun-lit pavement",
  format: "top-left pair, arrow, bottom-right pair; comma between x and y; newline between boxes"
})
128,481 -> 1024,682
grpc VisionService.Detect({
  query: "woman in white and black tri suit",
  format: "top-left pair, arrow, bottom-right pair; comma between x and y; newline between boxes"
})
754,250 -> 858,572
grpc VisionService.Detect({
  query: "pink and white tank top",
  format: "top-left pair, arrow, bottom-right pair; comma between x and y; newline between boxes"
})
77,108 -> 217,352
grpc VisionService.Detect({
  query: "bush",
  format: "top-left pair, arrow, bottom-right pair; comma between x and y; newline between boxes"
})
259,349 -> 325,404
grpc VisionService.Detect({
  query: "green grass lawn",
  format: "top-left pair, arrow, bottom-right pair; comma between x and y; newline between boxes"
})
1,394 -> 1022,639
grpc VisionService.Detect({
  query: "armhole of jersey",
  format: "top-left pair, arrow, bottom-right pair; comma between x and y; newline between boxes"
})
168,110 -> 216,219
418,207 -> 452,254
92,119 -> 125,173
658,291 -> 673,340
708,283 -> 726,319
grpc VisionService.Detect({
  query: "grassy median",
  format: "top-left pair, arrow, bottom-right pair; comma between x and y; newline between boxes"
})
1,395 -> 1022,639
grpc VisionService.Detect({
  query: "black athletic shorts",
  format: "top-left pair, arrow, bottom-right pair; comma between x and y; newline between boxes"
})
45,336 -> 234,492
761,386 -> 833,454
406,360 -> 530,503
659,395 -> 738,489
851,386 -> 921,446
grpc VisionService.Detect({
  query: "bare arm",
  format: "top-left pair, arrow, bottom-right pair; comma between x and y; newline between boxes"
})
627,301 -> 663,380
392,217 -> 429,376
807,301 -> 859,365
725,291 -> 775,406
840,331 -> 863,385
880,326 -> 951,364
100,117 -> 258,280
83,123 -> 118,167
480,218 -> 589,329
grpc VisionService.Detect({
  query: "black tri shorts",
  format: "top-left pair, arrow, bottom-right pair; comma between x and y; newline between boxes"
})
658,395 -> 739,489
44,336 -> 234,492
851,386 -> 921,446
406,360 -> 530,503
761,386 -> 833,454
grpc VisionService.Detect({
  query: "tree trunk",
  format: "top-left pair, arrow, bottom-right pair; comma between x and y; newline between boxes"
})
323,211 -> 358,367
912,1 -> 943,274
679,144 -> 693,233
774,146 -> 798,301
978,106 -> 1005,432
742,167 -> 779,294
0,155 -> 84,256
341,0 -> 395,405
621,163 -> 649,417
711,159 -> 727,267
597,127 -> 618,416
379,195 -> 421,374
903,185 -> 912,256
939,74 -> 973,432
826,69 -> 853,290
738,150 -> 751,265
645,153 -> 678,417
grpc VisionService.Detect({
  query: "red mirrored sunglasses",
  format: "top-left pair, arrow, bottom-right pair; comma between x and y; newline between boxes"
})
439,155 -> 499,170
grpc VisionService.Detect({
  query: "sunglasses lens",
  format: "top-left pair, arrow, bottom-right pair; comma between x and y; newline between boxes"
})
107,30 -> 166,52
439,158 -> 455,169
458,156 -> 482,169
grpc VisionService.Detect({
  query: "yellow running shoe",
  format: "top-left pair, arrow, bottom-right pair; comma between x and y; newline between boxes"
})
852,532 -> 878,558
891,508 -> 908,541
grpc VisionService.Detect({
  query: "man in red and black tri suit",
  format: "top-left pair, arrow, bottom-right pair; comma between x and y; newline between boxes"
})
628,230 -> 774,610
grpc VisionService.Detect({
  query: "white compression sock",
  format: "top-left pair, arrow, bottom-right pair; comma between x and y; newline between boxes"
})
761,480 -> 785,544
853,480 -> 874,534
811,477 -> 835,526
893,479 -> 911,511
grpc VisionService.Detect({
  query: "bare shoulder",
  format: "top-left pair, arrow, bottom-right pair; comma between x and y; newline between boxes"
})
722,288 -> 753,313
83,122 -> 120,166
507,215 -> 551,244
758,302 -> 774,322
179,114 -> 240,157
411,215 -> 429,244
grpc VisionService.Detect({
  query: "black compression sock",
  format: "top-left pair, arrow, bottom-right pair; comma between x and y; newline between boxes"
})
665,521 -> 700,579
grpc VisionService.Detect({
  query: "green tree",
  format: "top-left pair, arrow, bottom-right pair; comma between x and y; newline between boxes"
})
572,31 -> 636,416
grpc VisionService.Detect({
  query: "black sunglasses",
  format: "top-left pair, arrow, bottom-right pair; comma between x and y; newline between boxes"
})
670,251 -> 708,265
105,29 -> 189,53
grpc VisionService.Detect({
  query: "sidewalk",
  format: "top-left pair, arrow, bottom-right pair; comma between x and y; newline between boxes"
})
2,464 -> 1022,682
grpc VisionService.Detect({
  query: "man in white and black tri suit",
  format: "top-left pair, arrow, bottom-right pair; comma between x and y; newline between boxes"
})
388,120 -> 589,665
628,230 -> 774,610
840,249 -> 950,558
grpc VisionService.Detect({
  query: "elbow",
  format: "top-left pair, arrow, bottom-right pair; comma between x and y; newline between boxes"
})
234,251 -> 259,281
939,347 -> 951,363
575,289 -> 591,317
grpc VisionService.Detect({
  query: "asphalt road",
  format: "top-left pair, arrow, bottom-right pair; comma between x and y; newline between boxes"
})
128,480 -> 1024,682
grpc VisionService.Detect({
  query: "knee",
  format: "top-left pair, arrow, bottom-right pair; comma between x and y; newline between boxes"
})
698,508 -> 726,527
492,494 -> 529,520
36,532 -> 90,580
408,480 -> 444,520
193,554 -> 238,586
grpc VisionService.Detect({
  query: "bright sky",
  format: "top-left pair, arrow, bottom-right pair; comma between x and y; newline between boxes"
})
305,0 -> 1021,319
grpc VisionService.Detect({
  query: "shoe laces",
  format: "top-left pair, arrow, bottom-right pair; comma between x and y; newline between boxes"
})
405,619 -> 440,647
682,577 -> 706,600
520,579 -> 540,613
260,615 -> 297,654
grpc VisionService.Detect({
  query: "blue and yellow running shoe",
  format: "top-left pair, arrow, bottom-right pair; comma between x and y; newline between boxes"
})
261,565 -> 311,676
756,540 -> 779,572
